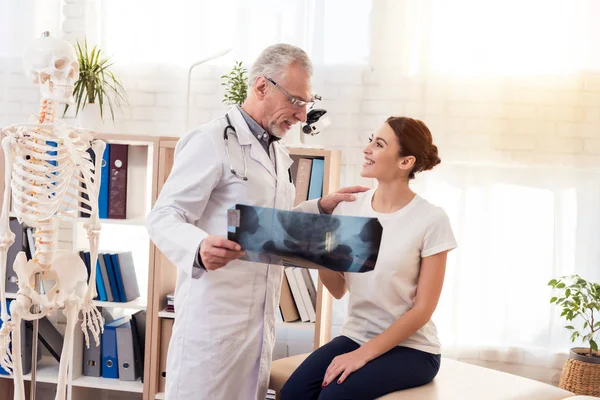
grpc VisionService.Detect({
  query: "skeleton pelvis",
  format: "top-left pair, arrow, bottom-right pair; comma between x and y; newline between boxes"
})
13,250 -> 88,301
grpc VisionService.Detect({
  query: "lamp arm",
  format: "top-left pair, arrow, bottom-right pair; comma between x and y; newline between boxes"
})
185,47 -> 233,130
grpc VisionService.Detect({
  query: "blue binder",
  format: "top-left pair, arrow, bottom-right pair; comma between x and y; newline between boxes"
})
87,252 -> 107,302
110,253 -> 127,302
101,317 -> 129,379
307,158 -> 324,200
99,144 -> 110,218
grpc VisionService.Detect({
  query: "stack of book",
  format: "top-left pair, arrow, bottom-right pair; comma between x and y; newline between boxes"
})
78,250 -> 140,303
82,310 -> 146,381
80,143 -> 129,219
281,155 -> 323,323
166,293 -> 174,312
278,267 -> 317,323
290,155 -> 325,206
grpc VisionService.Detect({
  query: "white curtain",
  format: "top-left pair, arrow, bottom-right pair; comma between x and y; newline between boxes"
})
360,0 -> 600,385
409,163 -> 600,383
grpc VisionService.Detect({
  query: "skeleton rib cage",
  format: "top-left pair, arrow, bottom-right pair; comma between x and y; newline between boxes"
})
6,125 -> 98,266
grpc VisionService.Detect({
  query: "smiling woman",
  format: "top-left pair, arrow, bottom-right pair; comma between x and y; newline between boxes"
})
280,116 -> 456,400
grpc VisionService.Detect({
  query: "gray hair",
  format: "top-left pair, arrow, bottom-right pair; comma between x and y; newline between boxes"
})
248,43 -> 313,88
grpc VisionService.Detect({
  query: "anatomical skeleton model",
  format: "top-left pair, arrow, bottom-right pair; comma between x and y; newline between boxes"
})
0,32 -> 105,400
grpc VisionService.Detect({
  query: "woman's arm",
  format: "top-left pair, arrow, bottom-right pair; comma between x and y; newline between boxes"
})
357,251 -> 448,362
319,270 -> 347,299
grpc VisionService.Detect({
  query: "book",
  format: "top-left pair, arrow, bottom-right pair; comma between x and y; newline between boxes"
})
227,204 -> 383,273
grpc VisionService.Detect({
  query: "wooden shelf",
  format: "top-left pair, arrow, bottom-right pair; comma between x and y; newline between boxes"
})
4,293 -> 147,311
277,321 -> 315,330
158,309 -> 174,319
93,297 -> 147,310
72,375 -> 143,393
0,356 -> 59,384
78,217 -> 147,226
0,134 -> 340,400
157,311 -> 315,331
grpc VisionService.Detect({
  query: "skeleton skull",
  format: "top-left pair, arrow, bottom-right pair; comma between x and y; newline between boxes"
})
22,32 -> 79,105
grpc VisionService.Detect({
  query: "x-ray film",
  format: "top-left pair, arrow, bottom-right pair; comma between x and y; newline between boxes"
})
227,204 -> 383,273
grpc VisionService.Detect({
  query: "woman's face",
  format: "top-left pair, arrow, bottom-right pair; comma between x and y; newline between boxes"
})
360,123 -> 413,181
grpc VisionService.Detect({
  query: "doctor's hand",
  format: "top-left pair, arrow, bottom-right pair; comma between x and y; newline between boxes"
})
199,235 -> 245,271
318,185 -> 370,214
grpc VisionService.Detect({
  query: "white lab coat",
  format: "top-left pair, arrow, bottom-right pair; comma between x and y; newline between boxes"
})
147,106 -> 319,400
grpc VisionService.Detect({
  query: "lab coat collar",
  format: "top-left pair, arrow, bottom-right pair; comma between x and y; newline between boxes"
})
226,107 -> 277,180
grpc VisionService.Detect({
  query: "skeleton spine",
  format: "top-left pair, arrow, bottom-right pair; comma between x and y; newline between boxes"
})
33,219 -> 58,268
39,100 -> 55,124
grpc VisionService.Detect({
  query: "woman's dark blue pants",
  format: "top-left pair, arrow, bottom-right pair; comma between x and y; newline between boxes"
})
280,335 -> 441,400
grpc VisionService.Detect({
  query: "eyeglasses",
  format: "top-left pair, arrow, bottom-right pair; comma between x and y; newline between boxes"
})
266,77 -> 320,109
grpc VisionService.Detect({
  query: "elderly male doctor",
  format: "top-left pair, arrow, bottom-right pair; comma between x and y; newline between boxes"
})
146,43 -> 366,400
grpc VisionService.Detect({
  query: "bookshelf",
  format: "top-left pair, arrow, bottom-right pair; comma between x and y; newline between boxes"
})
0,133 -> 174,400
147,141 -> 340,400
0,133 -> 340,400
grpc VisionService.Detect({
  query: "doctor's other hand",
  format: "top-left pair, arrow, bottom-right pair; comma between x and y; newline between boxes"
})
318,185 -> 370,214
199,235 -> 245,271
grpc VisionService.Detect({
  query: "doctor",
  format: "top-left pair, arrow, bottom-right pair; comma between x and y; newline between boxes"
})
146,43 -> 367,400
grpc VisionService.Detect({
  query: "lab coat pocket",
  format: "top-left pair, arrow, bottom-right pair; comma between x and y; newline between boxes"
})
192,263 -> 258,341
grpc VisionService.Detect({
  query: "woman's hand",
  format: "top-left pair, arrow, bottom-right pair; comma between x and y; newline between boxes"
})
322,349 -> 369,386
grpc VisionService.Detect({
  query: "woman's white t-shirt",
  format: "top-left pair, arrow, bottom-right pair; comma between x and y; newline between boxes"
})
335,189 -> 457,355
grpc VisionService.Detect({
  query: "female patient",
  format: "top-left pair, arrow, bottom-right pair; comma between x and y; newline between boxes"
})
280,117 -> 457,400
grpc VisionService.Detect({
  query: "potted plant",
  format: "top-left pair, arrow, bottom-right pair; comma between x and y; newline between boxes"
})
548,274 -> 600,396
221,61 -> 248,106
63,39 -> 128,130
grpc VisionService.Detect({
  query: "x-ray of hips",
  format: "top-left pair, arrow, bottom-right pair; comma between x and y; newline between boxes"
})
227,204 -> 383,273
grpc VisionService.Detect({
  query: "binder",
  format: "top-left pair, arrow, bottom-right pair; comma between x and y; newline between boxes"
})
35,316 -> 64,362
293,158 -> 312,206
103,253 -> 121,302
87,252 -> 107,302
307,158 -> 324,200
99,144 -> 110,219
6,218 -> 25,293
110,253 -> 127,302
159,318 -> 174,392
0,300 -> 41,376
102,317 -> 129,379
131,311 -> 146,383
279,273 -> 300,322
80,148 -> 96,218
98,254 -> 114,302
117,251 -> 140,302
116,321 -> 141,381
83,324 -> 102,377
107,144 -> 128,219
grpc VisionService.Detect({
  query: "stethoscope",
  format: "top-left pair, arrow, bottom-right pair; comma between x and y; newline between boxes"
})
224,114 -> 248,181
223,113 -> 293,183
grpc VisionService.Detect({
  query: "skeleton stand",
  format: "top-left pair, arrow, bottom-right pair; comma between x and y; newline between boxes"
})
31,273 -> 40,400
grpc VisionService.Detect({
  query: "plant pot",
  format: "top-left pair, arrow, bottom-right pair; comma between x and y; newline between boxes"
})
559,347 -> 600,396
75,103 -> 115,133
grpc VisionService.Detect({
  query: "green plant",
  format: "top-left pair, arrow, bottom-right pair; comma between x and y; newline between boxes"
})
221,61 -> 248,106
549,274 -> 600,357
63,39 -> 128,121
